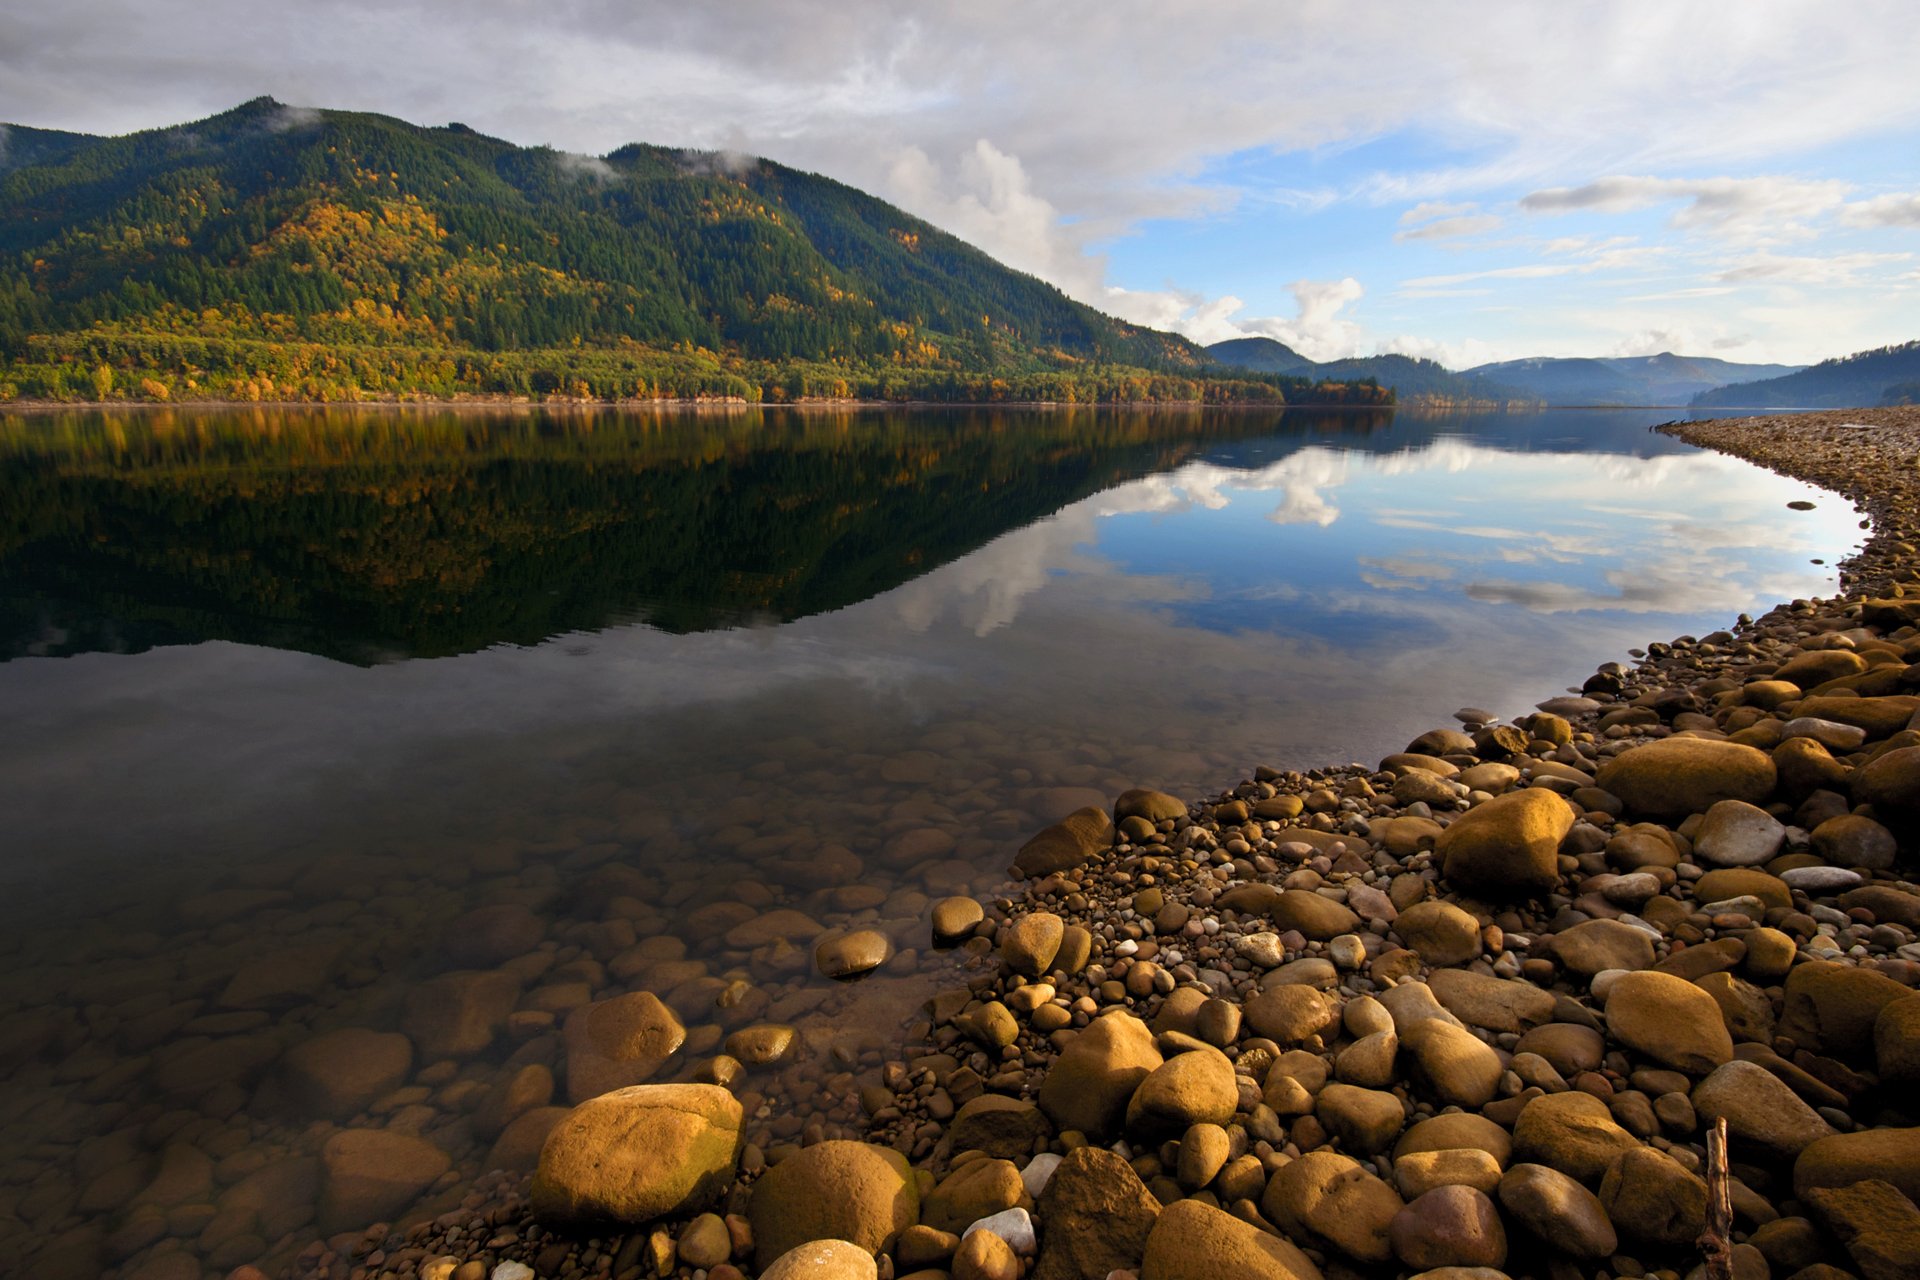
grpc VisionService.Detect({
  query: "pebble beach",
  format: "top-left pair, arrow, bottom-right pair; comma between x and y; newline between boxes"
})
11,406 -> 1920,1280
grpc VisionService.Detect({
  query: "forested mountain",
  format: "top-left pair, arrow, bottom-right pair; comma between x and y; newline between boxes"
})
0,99 -> 1386,407
1691,342 -> 1920,408
1206,340 -> 1528,405
1465,353 -> 1805,405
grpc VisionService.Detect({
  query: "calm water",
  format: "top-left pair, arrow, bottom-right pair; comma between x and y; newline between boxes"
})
0,405 -> 1860,1277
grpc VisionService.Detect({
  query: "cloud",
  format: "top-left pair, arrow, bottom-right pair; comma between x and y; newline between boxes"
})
1712,251 -> 1912,285
1840,193 -> 1920,228
1519,175 -> 1851,238
263,103 -> 322,133
1399,201 -> 1478,226
1396,214 -> 1504,242
556,151 -> 617,181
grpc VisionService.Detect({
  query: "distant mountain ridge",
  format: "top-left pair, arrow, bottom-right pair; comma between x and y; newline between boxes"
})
1691,342 -> 1920,408
1206,339 -> 1532,405
0,98 -> 1384,407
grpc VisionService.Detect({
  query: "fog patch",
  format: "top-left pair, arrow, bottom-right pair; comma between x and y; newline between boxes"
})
678,148 -> 757,178
265,104 -> 323,133
557,151 -> 617,181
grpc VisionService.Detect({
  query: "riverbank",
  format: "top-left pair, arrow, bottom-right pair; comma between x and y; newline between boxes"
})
297,406 -> 1920,1280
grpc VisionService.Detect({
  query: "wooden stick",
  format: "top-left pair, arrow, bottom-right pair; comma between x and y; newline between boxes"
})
1698,1115 -> 1735,1280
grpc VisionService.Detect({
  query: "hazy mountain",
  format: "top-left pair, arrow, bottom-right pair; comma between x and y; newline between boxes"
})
1462,353 -> 1807,405
1207,341 -> 1528,404
0,98 -> 1381,407
1691,341 -> 1920,408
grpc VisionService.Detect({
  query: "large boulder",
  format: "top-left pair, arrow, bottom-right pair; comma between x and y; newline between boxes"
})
1853,745 -> 1920,827
1552,920 -> 1655,977
562,992 -> 687,1103
531,1083 -> 742,1225
1511,1092 -> 1639,1183
1031,1147 -> 1163,1280
275,1028 -> 413,1120
1037,1012 -> 1162,1138
401,969 -> 520,1060
760,1240 -> 879,1280
1691,1060 -> 1836,1160
1125,1048 -> 1237,1138
1795,1128 -> 1920,1204
1436,788 -> 1574,896
948,1096 -> 1052,1160
1690,800 -> 1788,867
1497,1164 -> 1617,1258
1015,808 -> 1112,877
1594,737 -> 1776,820
1388,1185 -> 1507,1272
1603,970 -> 1733,1074
1599,1147 -> 1707,1249
1779,959 -> 1916,1058
1243,986 -> 1340,1046
1401,1018 -> 1502,1108
750,1142 -> 917,1267
1394,900 -> 1483,967
1262,1150 -> 1404,1266
1000,912 -> 1065,977
318,1129 -> 452,1234
1140,1198 -> 1321,1280
921,1159 -> 1028,1235
1878,997 -> 1920,1089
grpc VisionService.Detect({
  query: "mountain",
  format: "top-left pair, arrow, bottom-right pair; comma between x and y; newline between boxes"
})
1462,353 -> 1806,405
0,99 -> 1384,408
1207,341 -> 1527,405
1691,341 -> 1920,408
1204,336 -> 1308,374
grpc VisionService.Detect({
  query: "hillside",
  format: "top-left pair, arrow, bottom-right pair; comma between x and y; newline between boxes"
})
1691,341 -> 1920,408
0,99 -> 1386,407
1207,340 -> 1527,405
1465,353 -> 1806,405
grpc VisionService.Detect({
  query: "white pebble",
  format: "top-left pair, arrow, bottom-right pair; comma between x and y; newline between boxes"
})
964,1207 -> 1036,1256
1020,1152 -> 1063,1198
493,1264 -> 535,1280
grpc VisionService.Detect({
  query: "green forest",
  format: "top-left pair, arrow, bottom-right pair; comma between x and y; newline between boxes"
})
0,99 -> 1388,408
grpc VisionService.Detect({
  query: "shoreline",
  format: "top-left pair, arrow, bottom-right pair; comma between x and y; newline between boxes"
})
316,406 -> 1920,1280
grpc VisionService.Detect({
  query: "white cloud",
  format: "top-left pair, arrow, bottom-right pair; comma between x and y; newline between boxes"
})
1841,193 -> 1920,228
1399,201 -> 1479,226
1519,174 -> 1852,239
1396,214 -> 1504,242
1713,251 -> 1913,285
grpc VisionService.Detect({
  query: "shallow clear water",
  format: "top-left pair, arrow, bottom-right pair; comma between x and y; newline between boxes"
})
0,404 -> 1861,1276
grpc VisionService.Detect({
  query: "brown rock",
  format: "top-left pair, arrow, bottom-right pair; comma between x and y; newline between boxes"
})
1243,985 -> 1339,1046
1031,1147 -> 1162,1280
1599,1147 -> 1706,1248
749,1140 -> 918,1267
1388,1185 -> 1507,1271
276,1027 -> 413,1121
1603,969 -> 1734,1073
1497,1163 -> 1617,1258
1436,788 -> 1574,895
1037,1011 -> 1162,1138
1553,919 -> 1656,976
921,1159 -> 1028,1235
1125,1047 -> 1237,1137
1140,1197 -> 1320,1280
1262,1150 -> 1404,1265
949,1095 -> 1052,1160
402,969 -> 520,1060
1778,959 -> 1915,1058
1511,1091 -> 1638,1182
1015,808 -> 1112,877
532,1083 -> 742,1225
1795,1128 -> 1920,1204
1594,737 -> 1777,820
563,991 -> 687,1103
760,1240 -> 879,1280
1804,1178 -> 1920,1280
318,1129 -> 451,1234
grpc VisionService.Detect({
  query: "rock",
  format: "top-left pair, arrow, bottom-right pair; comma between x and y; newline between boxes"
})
1694,868 -> 1791,912
1852,745 -> 1920,827
532,1084 -> 742,1225
1316,1083 -> 1406,1155
318,1129 -> 452,1234
1262,1150 -> 1405,1266
1775,649 -> 1869,687
949,1096 -> 1052,1160
726,1024 -> 797,1065
1394,1149 -> 1504,1198
953,1228 -> 1020,1280
1877,997 -> 1920,1088
1015,808 -> 1113,877
1603,970 -> 1734,1073
444,903 -> 545,967
1812,814 -> 1898,870
1697,971 -> 1776,1044
1000,912 -> 1065,977
276,1028 -> 412,1120
1030,1147 -> 1162,1280
963,1208 -> 1034,1256
1427,969 -> 1555,1033
216,941 -> 340,1010
1175,1123 -> 1230,1190
1511,1092 -> 1638,1182
750,1141 -> 918,1267
485,1106 -> 569,1173
1598,1147 -> 1706,1248
1401,1018 -> 1502,1109
1395,1114 -> 1513,1169
816,930 -> 892,979
1037,1012 -> 1162,1138
897,1225 -> 960,1271
1841,884 -> 1920,930
1553,919 -> 1655,976
1335,1029 -> 1399,1088
1690,799 -> 1788,867
678,1213 -> 733,1268
922,1160 -> 1028,1235
403,970 -> 521,1060
1125,1047 -> 1237,1137
759,1240 -> 878,1280
1797,694 -> 1920,740
1804,1178 -> 1920,1280
1436,788 -> 1574,895
1244,986 -> 1339,1046
563,992 -> 687,1103
724,909 -> 824,949
1795,1128 -> 1920,1204
1594,737 -> 1776,820
1140,1197 -> 1322,1280
1389,1186 -> 1507,1272
932,898 -> 985,945
1513,1024 -> 1604,1078
1776,737 -> 1851,802
1497,1164 -> 1617,1258
1396,901 -> 1483,967
1116,789 -> 1187,822
1745,926 -> 1797,979
1778,959 -> 1915,1058
473,1063 -> 557,1140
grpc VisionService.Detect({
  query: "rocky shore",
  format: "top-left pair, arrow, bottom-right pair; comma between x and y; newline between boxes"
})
16,407 -> 1920,1280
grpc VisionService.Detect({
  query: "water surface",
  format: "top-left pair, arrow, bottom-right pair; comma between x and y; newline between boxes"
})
0,405 -> 1859,1278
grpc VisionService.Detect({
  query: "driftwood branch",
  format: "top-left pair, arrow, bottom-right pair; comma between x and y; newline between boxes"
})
1698,1115 -> 1735,1280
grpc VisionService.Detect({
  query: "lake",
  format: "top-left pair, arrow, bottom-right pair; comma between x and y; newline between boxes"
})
0,404 -> 1861,1278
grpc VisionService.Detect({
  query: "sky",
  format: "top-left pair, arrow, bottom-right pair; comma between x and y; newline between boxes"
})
4,1 -> 1919,366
